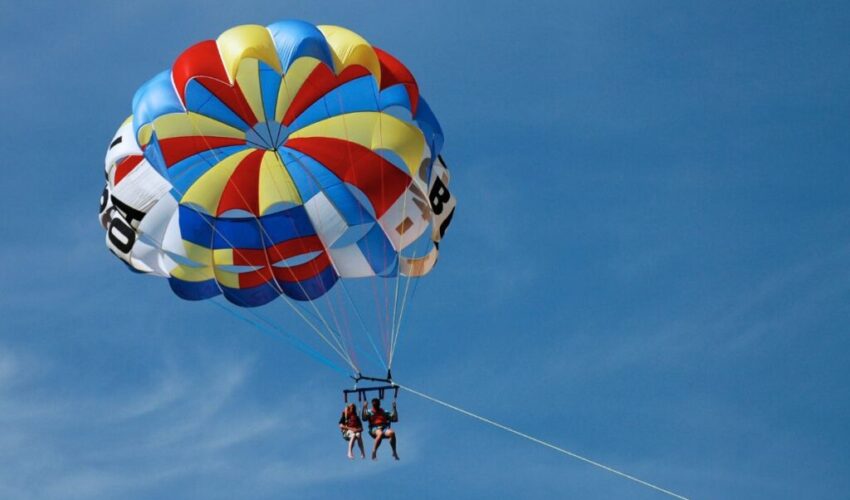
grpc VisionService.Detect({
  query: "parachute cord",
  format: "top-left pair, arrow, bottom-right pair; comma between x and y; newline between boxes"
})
396,383 -> 690,500
267,147 -> 360,368
132,197 -> 356,371
388,251 -> 410,364
388,168 -> 410,363
134,171 -> 357,372
181,117 -> 338,352
358,97 -> 393,360
389,268 -> 402,362
161,206 -> 356,372
310,78 -> 391,367
339,280 -> 389,372
194,295 -> 689,500
238,147 -> 357,370
209,299 -> 349,377
388,264 -> 419,369
179,114 -> 359,372
214,296 -> 381,378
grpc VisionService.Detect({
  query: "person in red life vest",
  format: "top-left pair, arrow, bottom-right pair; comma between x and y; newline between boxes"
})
339,403 -> 366,459
361,398 -> 399,460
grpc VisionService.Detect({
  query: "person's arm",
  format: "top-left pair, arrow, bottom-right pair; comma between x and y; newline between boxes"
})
389,401 -> 398,422
361,404 -> 370,421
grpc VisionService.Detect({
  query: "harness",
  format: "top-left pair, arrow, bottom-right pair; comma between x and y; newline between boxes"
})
370,408 -> 389,428
344,413 -> 361,429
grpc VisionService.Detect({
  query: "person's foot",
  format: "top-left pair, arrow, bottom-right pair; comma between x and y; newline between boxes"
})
361,453 -> 366,459
348,453 -> 354,460
392,453 -> 400,461
371,451 -> 377,460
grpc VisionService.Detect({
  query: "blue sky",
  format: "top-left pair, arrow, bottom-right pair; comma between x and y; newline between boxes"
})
2,1 -> 849,498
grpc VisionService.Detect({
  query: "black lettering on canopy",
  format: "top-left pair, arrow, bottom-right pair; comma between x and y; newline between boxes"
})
110,195 -> 146,225
108,216 -> 135,254
99,186 -> 109,214
429,177 -> 451,215
438,207 -> 454,239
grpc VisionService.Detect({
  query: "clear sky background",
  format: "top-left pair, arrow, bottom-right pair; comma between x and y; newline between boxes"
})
2,1 -> 849,498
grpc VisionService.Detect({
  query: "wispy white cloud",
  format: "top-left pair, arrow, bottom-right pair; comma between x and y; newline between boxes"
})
0,344 -> 390,499
529,242 -> 850,385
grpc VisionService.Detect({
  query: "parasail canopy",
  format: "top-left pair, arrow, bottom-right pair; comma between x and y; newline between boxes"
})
99,19 -> 456,376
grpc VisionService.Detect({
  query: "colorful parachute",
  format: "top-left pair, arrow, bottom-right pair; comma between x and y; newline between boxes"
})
100,20 -> 454,314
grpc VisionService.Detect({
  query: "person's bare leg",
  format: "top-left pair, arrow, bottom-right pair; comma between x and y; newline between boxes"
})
356,434 -> 365,458
371,430 -> 384,460
347,434 -> 355,459
386,429 -> 399,460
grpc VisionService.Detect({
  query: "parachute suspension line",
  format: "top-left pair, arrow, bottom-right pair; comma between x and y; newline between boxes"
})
301,292 -> 350,370
372,99 -> 399,362
131,195 -> 355,369
390,251 -> 417,368
396,383 -> 690,500
388,147 -> 429,367
379,115 -> 395,362
387,254 -> 410,369
219,142 -> 354,368
374,107 -> 397,362
339,279 -> 389,372
337,93 -> 389,359
270,289 -> 354,371
270,147 -> 363,369
388,169 -> 410,366
159,116 -> 359,373
208,299 -> 349,376
267,74 -> 351,360
139,196 -> 355,370
240,300 -> 352,376
387,247 -> 419,369
262,76 -> 370,370
183,113 -> 357,371
324,279 -> 360,371
327,90 -> 394,362
271,295 -> 356,372
388,249 -> 402,363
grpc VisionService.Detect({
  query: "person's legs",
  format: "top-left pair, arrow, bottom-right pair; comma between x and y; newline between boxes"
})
371,429 -> 384,460
347,432 -> 356,459
384,429 -> 399,460
356,433 -> 365,458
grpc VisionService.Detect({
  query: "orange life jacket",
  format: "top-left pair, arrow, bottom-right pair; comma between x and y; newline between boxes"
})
369,408 -> 389,427
345,413 -> 361,429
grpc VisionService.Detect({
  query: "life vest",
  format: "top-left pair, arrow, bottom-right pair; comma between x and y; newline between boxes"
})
345,413 -> 361,429
370,408 -> 389,427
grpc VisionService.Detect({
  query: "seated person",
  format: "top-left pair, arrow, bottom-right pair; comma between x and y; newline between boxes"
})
339,403 -> 365,459
361,398 -> 399,460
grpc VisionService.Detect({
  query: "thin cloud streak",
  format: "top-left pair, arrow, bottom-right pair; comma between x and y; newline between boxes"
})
0,345 -> 387,499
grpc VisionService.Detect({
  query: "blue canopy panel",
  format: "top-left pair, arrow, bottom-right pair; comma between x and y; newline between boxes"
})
414,97 -> 444,169
220,281 -> 281,307
167,268 -> 337,305
178,204 -> 315,249
278,263 -> 339,301
279,146 -> 375,226
378,83 -> 414,118
358,223 -> 398,276
132,71 -> 184,142
286,76 -> 380,133
259,61 -> 283,122
167,145 -> 250,196
168,275 -> 220,301
267,20 -> 334,71
141,132 -> 169,176
183,79 -> 251,131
